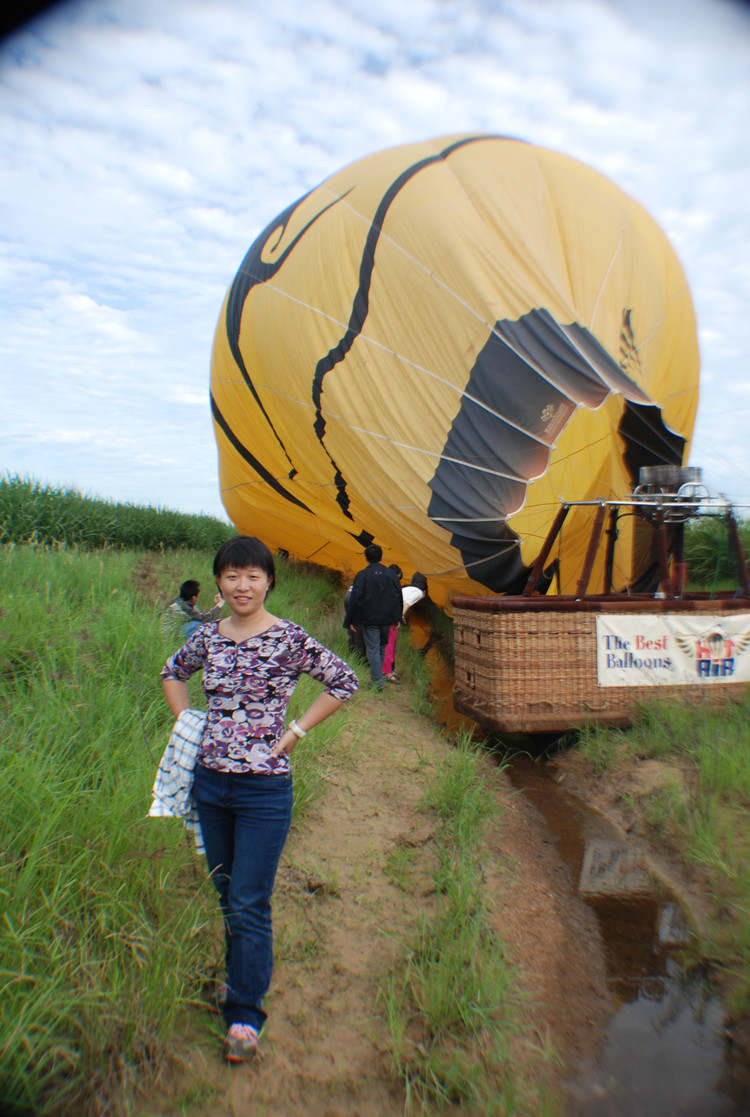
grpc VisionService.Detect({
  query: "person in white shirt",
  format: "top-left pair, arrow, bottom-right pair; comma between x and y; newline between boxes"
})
383,572 -> 428,683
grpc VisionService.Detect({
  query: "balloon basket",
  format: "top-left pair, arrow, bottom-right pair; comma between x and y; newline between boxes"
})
451,595 -> 750,735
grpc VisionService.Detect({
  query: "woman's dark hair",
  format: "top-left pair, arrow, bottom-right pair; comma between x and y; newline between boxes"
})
388,564 -> 403,580
410,572 -> 428,592
212,536 -> 276,590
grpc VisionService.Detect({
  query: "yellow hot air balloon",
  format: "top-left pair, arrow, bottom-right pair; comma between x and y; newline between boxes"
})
210,134 -> 699,609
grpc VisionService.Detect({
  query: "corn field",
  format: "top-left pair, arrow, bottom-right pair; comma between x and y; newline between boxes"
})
0,476 -> 234,552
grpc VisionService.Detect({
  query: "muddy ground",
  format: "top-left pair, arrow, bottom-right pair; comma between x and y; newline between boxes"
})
137,685 -> 690,1117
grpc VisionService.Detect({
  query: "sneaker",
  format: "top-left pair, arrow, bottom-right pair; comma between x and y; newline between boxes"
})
222,1022 -> 261,1063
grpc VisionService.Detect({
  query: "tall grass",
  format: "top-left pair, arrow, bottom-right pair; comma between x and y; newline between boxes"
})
0,542 -> 361,1115
1,476 -> 235,551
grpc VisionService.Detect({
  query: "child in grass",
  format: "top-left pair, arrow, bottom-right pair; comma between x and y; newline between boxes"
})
161,536 -> 358,1062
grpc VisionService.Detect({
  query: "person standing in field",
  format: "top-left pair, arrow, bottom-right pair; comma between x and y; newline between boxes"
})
342,584 -> 366,661
342,544 -> 403,692
160,536 -> 358,1063
381,564 -> 403,684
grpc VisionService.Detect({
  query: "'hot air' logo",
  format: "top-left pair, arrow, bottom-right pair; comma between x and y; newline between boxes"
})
675,624 -> 750,679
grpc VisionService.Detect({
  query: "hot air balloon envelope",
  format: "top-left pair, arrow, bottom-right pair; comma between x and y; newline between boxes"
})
211,134 -> 699,608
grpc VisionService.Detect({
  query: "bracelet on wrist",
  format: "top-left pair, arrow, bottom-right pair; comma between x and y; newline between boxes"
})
289,719 -> 307,739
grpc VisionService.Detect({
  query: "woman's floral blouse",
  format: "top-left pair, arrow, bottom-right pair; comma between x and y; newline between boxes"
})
161,620 -> 358,774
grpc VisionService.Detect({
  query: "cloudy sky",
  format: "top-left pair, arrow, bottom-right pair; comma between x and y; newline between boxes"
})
1,0 -> 749,521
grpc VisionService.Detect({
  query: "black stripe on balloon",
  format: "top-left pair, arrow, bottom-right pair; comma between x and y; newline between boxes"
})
348,529 -> 375,548
311,133 -> 518,519
619,308 -> 641,373
221,188 -> 354,483
211,395 -> 312,513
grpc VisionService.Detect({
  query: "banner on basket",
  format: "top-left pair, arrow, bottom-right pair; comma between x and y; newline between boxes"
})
595,613 -> 750,687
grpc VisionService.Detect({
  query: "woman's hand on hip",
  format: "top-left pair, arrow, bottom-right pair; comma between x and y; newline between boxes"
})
270,694 -> 342,759
270,729 -> 297,759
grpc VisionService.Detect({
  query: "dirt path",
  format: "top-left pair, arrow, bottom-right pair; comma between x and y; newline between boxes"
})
142,688 -> 614,1117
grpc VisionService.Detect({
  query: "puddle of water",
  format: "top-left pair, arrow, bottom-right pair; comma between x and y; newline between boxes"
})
506,756 -> 750,1117
406,616 -> 750,1116
568,966 -> 739,1117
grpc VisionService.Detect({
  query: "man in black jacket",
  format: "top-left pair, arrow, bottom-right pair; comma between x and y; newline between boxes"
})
343,544 -> 403,691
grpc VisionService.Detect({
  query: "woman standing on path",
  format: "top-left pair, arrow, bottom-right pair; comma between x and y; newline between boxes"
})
161,536 -> 358,1063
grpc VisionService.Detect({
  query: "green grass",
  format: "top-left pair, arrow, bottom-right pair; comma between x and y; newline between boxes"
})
384,841 -> 420,892
684,515 -> 750,590
0,541 -> 363,1115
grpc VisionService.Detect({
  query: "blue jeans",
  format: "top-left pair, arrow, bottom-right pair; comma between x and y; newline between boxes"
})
362,624 -> 391,689
193,764 -> 293,1031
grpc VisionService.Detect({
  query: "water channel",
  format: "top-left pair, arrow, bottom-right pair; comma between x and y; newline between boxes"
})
413,616 -> 750,1116
505,755 -> 750,1117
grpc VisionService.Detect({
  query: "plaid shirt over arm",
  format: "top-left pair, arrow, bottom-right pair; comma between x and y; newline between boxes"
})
148,708 -> 206,854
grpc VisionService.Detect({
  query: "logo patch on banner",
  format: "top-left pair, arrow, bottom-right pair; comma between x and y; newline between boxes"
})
595,614 -> 750,687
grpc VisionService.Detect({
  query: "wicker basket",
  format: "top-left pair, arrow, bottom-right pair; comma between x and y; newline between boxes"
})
452,595 -> 750,734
